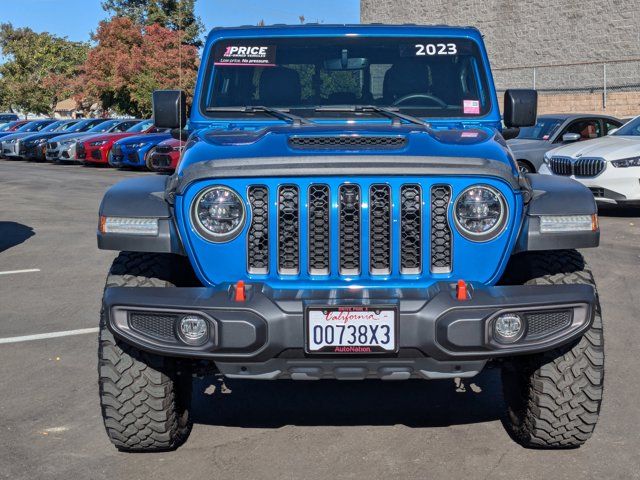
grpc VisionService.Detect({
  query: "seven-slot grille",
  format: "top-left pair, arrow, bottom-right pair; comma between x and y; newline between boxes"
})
550,156 -> 606,177
246,183 -> 454,277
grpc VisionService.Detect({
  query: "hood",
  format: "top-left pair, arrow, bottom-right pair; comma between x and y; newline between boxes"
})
81,131 -> 137,145
117,132 -> 172,146
507,138 -> 548,150
22,131 -> 69,143
1,132 -> 33,142
157,138 -> 184,148
178,124 -> 515,175
49,131 -> 101,143
548,135 -> 640,160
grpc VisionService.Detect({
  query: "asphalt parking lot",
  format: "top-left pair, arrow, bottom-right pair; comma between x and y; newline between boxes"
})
1,160 -> 639,480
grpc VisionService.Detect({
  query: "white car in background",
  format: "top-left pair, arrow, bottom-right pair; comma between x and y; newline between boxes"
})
540,115 -> 640,205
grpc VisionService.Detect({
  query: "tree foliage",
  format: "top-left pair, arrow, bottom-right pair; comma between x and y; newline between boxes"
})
0,23 -> 89,114
101,0 -> 203,46
76,17 -> 198,117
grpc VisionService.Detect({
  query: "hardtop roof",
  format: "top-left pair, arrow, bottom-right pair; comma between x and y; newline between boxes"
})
205,23 -> 483,41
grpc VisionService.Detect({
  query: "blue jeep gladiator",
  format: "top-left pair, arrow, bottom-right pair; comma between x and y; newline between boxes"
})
96,24 -> 604,452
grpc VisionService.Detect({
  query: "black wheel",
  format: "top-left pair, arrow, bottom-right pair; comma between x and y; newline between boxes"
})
499,250 -> 604,448
98,252 -> 195,452
517,160 -> 534,174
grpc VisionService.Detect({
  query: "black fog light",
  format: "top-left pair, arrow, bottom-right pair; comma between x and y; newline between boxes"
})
177,315 -> 209,346
493,313 -> 525,343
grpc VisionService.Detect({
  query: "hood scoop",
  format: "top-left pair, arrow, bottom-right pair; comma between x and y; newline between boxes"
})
288,135 -> 407,150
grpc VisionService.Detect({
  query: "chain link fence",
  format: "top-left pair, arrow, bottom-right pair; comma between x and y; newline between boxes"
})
493,59 -> 640,118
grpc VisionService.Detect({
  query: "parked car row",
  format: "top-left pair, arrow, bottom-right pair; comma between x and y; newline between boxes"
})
507,114 -> 640,206
0,117 -> 184,172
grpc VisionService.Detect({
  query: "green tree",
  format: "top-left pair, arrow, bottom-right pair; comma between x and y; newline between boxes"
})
102,0 -> 204,46
0,23 -> 89,115
77,17 -> 199,117
0,79 -> 10,111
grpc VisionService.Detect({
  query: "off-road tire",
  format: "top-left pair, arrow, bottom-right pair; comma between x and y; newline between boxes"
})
500,250 -> 604,448
98,252 -> 194,452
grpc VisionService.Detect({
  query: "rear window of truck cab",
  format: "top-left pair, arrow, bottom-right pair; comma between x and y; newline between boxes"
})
201,37 -> 492,119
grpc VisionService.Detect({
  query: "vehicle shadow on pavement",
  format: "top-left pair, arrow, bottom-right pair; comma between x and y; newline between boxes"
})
0,221 -> 35,253
192,369 -> 503,428
597,204 -> 640,218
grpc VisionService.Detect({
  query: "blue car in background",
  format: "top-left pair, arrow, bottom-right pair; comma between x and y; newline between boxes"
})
108,131 -> 171,169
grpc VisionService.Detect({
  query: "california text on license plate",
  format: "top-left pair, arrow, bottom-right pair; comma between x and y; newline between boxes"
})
306,306 -> 397,354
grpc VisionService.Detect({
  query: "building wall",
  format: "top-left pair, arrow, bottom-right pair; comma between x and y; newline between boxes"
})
360,0 -> 640,116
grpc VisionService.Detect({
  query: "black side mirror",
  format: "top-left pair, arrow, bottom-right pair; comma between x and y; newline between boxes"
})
152,90 -> 187,129
504,89 -> 537,128
502,127 -> 520,140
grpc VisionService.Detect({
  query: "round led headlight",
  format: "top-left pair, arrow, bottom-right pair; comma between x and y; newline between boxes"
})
191,186 -> 246,242
453,185 -> 508,241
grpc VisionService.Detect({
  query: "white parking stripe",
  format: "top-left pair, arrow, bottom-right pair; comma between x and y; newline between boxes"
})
0,328 -> 99,345
0,268 -> 41,276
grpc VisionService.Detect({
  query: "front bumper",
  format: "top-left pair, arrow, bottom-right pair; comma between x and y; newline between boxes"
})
23,144 -> 46,160
149,151 -> 178,171
2,142 -> 22,158
82,146 -> 110,164
103,282 -> 595,380
46,144 -> 76,161
110,146 -> 145,167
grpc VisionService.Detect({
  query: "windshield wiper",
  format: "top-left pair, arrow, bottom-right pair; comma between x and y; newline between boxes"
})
314,105 -> 430,127
206,106 -> 313,126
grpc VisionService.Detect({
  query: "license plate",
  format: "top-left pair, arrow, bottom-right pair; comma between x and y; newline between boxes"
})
306,306 -> 397,353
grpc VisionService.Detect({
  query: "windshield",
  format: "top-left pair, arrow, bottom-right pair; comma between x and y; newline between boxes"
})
41,121 -> 66,132
17,121 -> 52,132
517,117 -> 563,140
126,120 -> 152,132
613,116 -> 640,136
87,119 -> 120,133
54,121 -> 78,132
203,37 -> 492,119
0,121 -> 19,131
63,119 -> 98,133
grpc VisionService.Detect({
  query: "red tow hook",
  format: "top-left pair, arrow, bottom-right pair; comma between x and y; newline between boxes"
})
456,280 -> 468,301
234,280 -> 246,302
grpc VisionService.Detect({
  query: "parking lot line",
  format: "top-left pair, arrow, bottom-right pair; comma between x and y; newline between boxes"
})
0,328 -> 99,345
0,268 -> 41,276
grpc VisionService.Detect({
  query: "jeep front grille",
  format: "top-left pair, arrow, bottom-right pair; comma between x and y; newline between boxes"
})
308,185 -> 330,275
247,186 -> 269,274
339,185 -> 361,275
550,156 -> 605,177
246,182 -> 454,278
369,185 -> 391,275
277,185 -> 300,274
400,185 -> 422,274
430,185 -> 452,273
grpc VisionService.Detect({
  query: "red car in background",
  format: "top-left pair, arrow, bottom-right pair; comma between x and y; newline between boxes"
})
0,120 -> 30,138
146,137 -> 185,172
79,119 -> 158,165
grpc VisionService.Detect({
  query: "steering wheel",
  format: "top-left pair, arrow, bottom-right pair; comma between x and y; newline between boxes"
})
392,93 -> 447,108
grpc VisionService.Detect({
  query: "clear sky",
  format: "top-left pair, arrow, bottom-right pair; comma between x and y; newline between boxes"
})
0,0 -> 360,43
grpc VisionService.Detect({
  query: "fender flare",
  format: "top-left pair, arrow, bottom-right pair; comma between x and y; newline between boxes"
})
97,176 -> 184,254
516,174 -> 599,252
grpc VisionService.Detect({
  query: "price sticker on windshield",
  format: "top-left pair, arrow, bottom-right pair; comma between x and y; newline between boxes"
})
214,44 -> 276,66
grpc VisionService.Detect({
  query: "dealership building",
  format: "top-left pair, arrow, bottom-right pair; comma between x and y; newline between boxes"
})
361,0 -> 640,117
